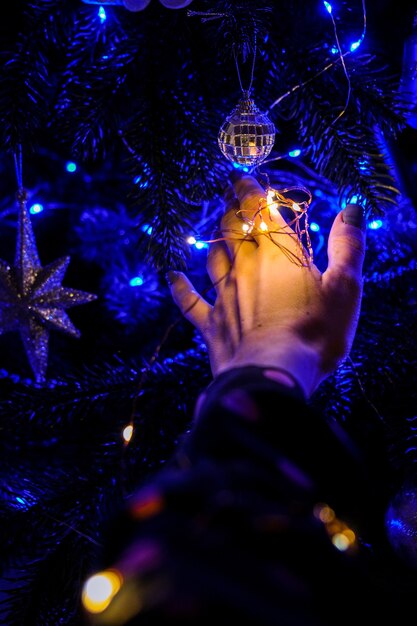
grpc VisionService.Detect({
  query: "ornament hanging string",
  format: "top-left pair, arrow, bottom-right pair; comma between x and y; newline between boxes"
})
233,30 -> 257,98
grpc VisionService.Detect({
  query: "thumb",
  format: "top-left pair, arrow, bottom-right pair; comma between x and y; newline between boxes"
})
166,270 -> 212,331
326,204 -> 367,278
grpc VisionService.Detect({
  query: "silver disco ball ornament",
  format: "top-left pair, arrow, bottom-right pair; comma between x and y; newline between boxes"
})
218,92 -> 275,167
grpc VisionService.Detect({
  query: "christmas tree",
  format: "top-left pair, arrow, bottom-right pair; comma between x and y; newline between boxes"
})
1,1 -> 417,624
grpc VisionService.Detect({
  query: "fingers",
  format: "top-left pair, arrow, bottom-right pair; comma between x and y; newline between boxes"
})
228,172 -> 298,252
166,271 -> 211,331
220,180 -> 257,259
325,205 -> 367,279
206,239 -> 232,291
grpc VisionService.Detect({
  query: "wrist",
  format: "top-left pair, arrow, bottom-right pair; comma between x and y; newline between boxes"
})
215,330 -> 323,399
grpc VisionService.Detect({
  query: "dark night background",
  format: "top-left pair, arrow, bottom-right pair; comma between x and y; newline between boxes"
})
0,1 -> 416,624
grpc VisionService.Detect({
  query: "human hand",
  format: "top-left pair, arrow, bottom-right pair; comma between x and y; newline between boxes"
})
166,173 -> 366,399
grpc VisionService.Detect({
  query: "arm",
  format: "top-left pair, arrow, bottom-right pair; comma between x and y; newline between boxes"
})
83,174 -> 373,626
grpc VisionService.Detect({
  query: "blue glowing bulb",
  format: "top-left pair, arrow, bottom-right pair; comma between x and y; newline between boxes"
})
323,1 -> 332,14
288,149 -> 301,158
368,219 -> 383,230
66,161 -> 77,173
98,6 -> 106,22
232,162 -> 250,172
29,203 -> 44,214
129,276 -> 144,287
310,222 -> 320,232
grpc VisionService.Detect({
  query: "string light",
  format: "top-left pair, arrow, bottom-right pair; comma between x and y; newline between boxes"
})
82,569 -> 123,614
65,161 -> 77,173
29,203 -> 44,215
129,276 -> 144,287
141,224 -> 153,235
368,219 -> 383,230
201,180 -> 315,265
98,6 -> 107,22
314,502 -> 358,553
122,424 -> 134,442
268,0 -> 367,122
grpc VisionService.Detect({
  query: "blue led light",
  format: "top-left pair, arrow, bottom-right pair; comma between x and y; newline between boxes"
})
14,494 -> 36,511
141,224 -> 153,235
129,276 -> 144,287
368,219 -> 383,230
29,203 -> 44,214
288,149 -> 301,158
350,40 -> 361,52
330,46 -> 338,54
66,161 -> 77,173
232,163 -> 250,172
323,1 -> 332,14
134,175 -> 149,189
310,222 -> 320,232
195,241 -> 208,250
98,6 -> 106,22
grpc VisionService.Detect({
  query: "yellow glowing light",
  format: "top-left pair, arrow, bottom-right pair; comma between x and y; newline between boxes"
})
292,202 -> 301,212
342,528 -> 356,543
187,236 -> 197,245
267,190 -> 278,212
259,221 -> 268,231
123,424 -> 134,443
331,533 -> 351,551
242,223 -> 250,232
314,503 -> 335,523
82,569 -> 123,614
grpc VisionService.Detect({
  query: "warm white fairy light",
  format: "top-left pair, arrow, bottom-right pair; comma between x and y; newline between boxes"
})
123,424 -> 134,443
82,569 -> 123,614
266,189 -> 279,212
313,502 -> 357,553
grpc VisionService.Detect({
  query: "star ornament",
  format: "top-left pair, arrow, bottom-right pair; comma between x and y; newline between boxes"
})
0,190 -> 98,383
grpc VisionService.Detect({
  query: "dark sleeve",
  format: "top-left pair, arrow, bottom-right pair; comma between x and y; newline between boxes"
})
87,366 -> 416,626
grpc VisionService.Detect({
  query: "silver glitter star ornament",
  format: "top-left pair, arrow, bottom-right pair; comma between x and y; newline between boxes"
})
0,188 -> 98,383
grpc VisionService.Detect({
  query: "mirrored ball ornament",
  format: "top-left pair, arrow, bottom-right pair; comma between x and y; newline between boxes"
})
218,94 -> 276,167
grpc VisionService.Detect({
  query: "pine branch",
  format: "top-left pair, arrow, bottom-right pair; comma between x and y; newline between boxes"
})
285,84 -> 402,216
0,28 -> 50,153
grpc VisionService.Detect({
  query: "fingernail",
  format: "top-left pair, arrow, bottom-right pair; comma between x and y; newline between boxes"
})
343,204 -> 366,230
165,270 -> 181,285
